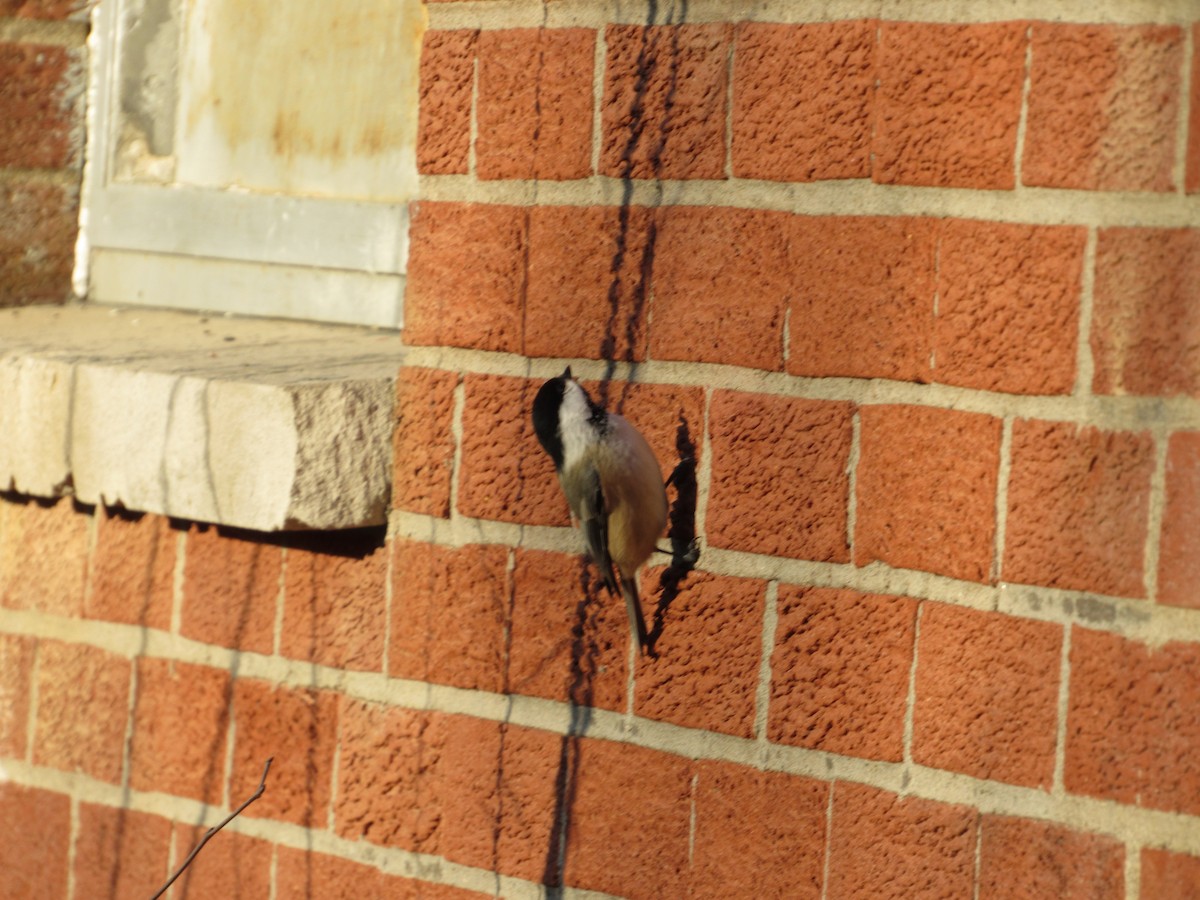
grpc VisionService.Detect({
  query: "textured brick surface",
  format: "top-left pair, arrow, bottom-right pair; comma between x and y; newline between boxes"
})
86,508 -> 176,629
508,549 -> 628,712
1004,420 -> 1154,596
129,658 -> 230,804
690,760 -> 829,899
827,783 -> 976,900
934,220 -> 1085,395
180,525 -> 280,653
417,29 -> 477,175
74,804 -> 171,900
856,405 -> 1002,582
770,587 -> 916,762
0,1 -> 87,19
390,540 -> 509,692
1159,431 -> 1200,608
1142,848 -> 1200,900
0,180 -> 79,305
732,21 -> 874,182
281,538 -> 389,671
477,29 -> 594,180
913,604 -> 1062,788
276,846 -> 491,900
634,570 -> 764,737
525,205 -> 653,362
1092,228 -> 1200,398
562,738 -> 692,898
458,374 -> 567,526
874,23 -> 1024,188
0,497 -> 88,615
171,824 -> 272,899
1024,24 -> 1182,192
0,42 -> 82,169
1066,628 -> 1200,815
0,783 -> 69,900
230,679 -> 338,827
708,392 -> 853,562
33,640 -> 130,783
788,216 -> 936,382
0,633 -> 33,757
978,815 -> 1124,900
1190,23 -> 1200,193
601,24 -> 730,180
393,366 -> 458,517
404,202 -> 526,353
650,206 -> 790,370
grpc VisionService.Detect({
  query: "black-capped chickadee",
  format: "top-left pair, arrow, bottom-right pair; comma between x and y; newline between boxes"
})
532,367 -> 667,654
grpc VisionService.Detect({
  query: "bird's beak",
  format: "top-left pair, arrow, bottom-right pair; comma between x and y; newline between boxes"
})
562,365 -> 573,380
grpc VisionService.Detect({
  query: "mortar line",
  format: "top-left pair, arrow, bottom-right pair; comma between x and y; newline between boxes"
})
66,794 -> 79,900
1142,428 -> 1171,604
991,417 -> 1014,587
1172,24 -> 1193,194
1074,227 -> 1099,396
448,376 -> 467,525
1126,841 -> 1142,900
1052,623 -> 1072,795
170,529 -> 186,637
382,539 -> 395,677
468,53 -> 479,178
819,781 -> 835,900
972,810 -> 984,900
687,772 -> 699,868
1013,23 -> 1033,188
592,24 -> 606,175
724,26 -> 735,180
752,581 -> 779,745
901,602 -> 925,777
25,640 -> 40,765
694,386 -> 714,544
268,841 -> 279,900
846,409 -> 861,561
273,547 -> 287,658
0,16 -> 88,46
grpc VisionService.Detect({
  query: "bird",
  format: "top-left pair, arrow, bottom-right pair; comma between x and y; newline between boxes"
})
531,366 -> 668,654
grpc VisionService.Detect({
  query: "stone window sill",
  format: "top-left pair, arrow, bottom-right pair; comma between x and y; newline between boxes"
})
0,304 -> 404,531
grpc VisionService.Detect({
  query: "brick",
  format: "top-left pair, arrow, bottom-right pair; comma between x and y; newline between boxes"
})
417,30 -> 477,175
914,604 -> 1062,788
74,803 -> 172,900
709,392 -> 853,562
129,658 -> 230,804
934,220 -> 1085,395
978,815 -> 1124,900
1024,25 -> 1182,192
171,823 -> 272,900
33,640 -> 130,783
275,847 -> 490,900
86,508 -> 176,629
390,540 -> 510,692
525,205 -> 653,362
1004,420 -> 1154,597
404,202 -> 526,353
1159,431 -> 1200,608
0,784 -> 69,900
1066,628 -> 1200,815
0,1 -> 88,19
457,374 -> 567,526
601,24 -> 730,180
508,549 -> 629,713
634,570 -> 764,738
0,180 -> 78,306
180,525 -> 280,654
0,633 -> 34,757
1092,228 -> 1200,398
1190,24 -> 1200,193
827,783 -> 976,900
874,23 -> 1024,189
732,21 -> 874,182
393,367 -> 458,517
1142,848 -> 1200,900
690,761 -> 828,899
562,738 -> 692,898
788,216 -> 936,382
230,679 -> 338,827
281,536 -> 388,671
770,587 -> 915,762
856,405 -> 1002,582
477,28 -> 594,180
0,43 -> 82,169
650,206 -> 790,370
0,496 -> 88,615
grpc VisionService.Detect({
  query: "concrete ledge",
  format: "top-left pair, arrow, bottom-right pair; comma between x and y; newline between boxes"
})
0,304 -> 404,531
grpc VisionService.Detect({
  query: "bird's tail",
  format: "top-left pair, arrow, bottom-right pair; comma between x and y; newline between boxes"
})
620,575 -> 649,655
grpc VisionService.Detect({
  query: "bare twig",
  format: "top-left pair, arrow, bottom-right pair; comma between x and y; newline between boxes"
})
149,757 -> 273,900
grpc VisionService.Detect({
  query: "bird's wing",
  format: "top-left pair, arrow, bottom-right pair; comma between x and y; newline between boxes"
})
571,464 -> 619,596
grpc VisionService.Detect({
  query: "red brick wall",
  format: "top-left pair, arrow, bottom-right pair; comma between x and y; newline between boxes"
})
0,2 -> 87,306
3,4 -> 1200,899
